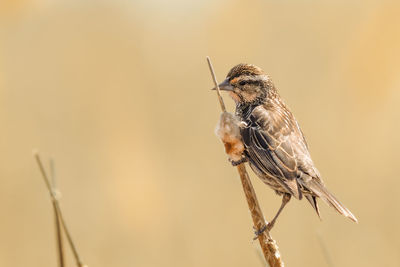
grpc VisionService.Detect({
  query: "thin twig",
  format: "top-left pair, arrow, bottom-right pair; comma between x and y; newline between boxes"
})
207,56 -> 226,112
53,202 -> 65,267
207,57 -> 284,267
55,201 -> 85,267
34,152 -> 87,267
50,158 -> 65,267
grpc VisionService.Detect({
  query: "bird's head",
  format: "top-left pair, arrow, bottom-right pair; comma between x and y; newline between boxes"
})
213,64 -> 274,105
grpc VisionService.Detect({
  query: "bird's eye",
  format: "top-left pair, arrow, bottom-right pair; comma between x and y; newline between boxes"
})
239,81 -> 246,86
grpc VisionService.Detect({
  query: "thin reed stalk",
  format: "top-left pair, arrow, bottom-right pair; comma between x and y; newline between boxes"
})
50,159 -> 65,267
34,152 -> 87,267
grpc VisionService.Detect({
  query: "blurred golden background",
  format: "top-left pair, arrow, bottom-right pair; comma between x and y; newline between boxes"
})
1,0 -> 400,266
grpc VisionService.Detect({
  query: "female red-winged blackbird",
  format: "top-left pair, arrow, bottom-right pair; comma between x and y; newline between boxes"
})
215,64 -> 357,230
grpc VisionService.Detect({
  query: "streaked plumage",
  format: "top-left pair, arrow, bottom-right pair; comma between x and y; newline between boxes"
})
218,63 -> 357,225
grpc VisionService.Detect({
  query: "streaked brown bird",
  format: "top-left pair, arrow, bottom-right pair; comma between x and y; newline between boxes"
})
215,63 -> 357,231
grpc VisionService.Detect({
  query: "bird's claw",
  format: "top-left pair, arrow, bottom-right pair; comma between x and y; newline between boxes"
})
253,225 -> 267,240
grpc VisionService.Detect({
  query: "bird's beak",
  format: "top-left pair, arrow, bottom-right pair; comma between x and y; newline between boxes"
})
212,78 -> 234,91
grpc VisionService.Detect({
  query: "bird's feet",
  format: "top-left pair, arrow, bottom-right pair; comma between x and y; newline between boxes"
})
252,220 -> 277,240
253,225 -> 267,240
230,157 -> 247,166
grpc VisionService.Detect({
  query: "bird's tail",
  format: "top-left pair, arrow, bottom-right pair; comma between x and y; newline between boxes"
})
305,195 -> 321,219
306,180 -> 358,223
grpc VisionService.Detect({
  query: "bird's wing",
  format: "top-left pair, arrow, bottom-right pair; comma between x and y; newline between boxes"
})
241,103 -> 320,199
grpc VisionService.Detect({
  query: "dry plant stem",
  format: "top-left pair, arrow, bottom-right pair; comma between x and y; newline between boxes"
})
207,57 -> 283,267
207,56 -> 226,112
237,164 -> 283,267
50,159 -> 65,267
53,202 -> 65,267
55,202 -> 85,267
34,153 -> 86,267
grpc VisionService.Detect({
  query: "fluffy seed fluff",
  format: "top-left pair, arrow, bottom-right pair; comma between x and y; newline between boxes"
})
215,112 -> 245,162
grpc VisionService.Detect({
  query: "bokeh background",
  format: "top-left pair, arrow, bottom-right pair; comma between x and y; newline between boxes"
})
1,0 -> 400,266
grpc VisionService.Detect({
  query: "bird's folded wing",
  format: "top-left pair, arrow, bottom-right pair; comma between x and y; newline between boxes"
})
241,105 -> 320,199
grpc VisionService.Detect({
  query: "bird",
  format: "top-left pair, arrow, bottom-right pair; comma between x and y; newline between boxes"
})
215,63 -> 357,232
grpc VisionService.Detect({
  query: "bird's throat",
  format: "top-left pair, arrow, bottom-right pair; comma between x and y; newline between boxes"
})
229,91 -> 241,103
